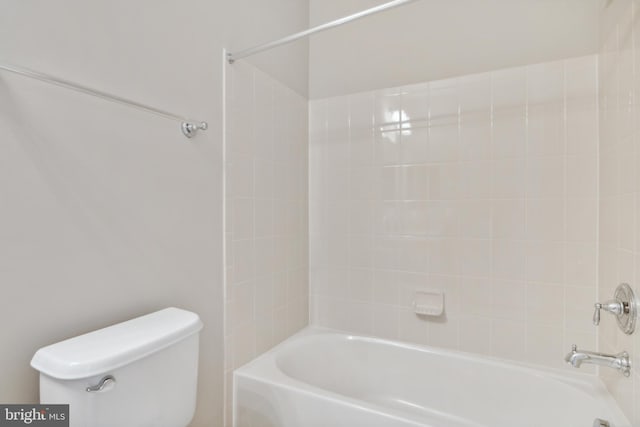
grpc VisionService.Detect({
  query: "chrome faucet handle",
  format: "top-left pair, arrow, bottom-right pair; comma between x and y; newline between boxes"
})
593,300 -> 624,325
592,283 -> 637,334
593,304 -> 600,325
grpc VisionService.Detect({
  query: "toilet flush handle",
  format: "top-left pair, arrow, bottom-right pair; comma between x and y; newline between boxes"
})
86,375 -> 116,393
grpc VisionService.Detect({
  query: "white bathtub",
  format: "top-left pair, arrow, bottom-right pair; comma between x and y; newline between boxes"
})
233,328 -> 630,427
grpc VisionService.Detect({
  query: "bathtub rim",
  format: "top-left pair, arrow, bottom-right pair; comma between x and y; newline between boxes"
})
240,326 -> 608,384
233,326 -> 630,427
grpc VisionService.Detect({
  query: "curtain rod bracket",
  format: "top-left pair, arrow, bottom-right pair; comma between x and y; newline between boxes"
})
181,121 -> 208,138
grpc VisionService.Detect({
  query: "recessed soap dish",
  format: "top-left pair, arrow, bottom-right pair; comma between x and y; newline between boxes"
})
412,289 -> 444,316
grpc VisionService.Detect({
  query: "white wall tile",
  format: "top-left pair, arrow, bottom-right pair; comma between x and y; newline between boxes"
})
567,106 -> 598,156
310,56 -> 598,374
459,277 -> 493,317
492,239 -> 526,281
567,154 -> 598,197
429,124 -> 459,162
459,317 -> 491,355
428,318 -> 459,350
526,241 -> 565,284
492,110 -> 527,159
225,61 -> 309,405
491,158 -> 526,198
527,104 -> 565,157
458,200 -> 492,239
401,128 -> 430,164
458,239 -> 492,277
492,280 -> 526,321
566,197 -> 597,243
492,199 -> 526,239
373,270 -> 401,305
460,119 -> 491,161
372,304 -> 399,340
526,156 -> 565,198
525,198 -> 565,242
232,198 -> 254,241
459,161 -> 492,199
491,320 -> 527,360
348,268 -> 373,302
598,3 -> 640,422
254,159 -> 274,200
525,323 -> 564,368
428,163 -> 460,200
526,283 -> 564,325
254,198 -> 274,238
398,309 -> 429,345
564,285 -> 597,333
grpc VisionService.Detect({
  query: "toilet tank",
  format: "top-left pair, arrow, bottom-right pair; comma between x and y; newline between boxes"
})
31,307 -> 203,427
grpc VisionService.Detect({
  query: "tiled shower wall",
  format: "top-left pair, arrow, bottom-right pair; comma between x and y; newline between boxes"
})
309,55 -> 598,370
224,60 -> 309,423
598,0 -> 640,423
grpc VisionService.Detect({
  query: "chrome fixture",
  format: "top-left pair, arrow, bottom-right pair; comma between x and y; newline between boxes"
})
227,0 -> 421,64
593,419 -> 610,427
86,375 -> 116,393
0,62 -> 208,139
181,121 -> 208,138
593,283 -> 637,334
565,344 -> 631,377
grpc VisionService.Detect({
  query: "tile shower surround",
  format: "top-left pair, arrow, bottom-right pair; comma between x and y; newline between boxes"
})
224,60 -> 309,424
309,55 -> 599,371
222,4 -> 640,423
598,0 -> 640,423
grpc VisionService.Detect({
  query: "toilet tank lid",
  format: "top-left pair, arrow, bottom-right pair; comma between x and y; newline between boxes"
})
31,307 -> 203,380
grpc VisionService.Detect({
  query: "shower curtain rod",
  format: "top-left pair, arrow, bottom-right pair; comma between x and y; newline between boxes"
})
227,0 -> 421,64
0,62 -> 208,139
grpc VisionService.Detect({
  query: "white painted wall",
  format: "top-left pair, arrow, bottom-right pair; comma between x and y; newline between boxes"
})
227,0 -> 310,97
0,1 -> 307,426
309,0 -> 600,99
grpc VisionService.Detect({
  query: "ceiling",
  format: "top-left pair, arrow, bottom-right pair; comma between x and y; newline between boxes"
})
309,0 -> 601,99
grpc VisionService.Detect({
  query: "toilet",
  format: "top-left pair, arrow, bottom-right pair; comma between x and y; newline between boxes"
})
30,307 -> 203,427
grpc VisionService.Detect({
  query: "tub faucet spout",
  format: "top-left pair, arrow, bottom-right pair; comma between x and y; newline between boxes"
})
565,344 -> 631,377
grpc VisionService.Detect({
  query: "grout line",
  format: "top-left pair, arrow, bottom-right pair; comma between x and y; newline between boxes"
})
488,69 -> 496,356
523,63 -> 530,358
221,47 -> 230,427
562,58 -> 569,362
595,51 -> 602,360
